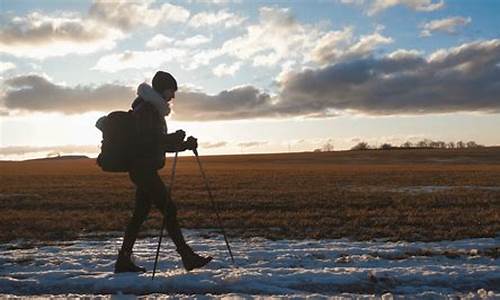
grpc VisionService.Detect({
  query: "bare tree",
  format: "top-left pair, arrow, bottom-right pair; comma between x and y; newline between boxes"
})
466,141 -> 483,148
351,142 -> 369,150
380,143 -> 392,150
436,141 -> 447,148
346,138 -> 484,151
401,141 -> 413,148
417,139 -> 431,148
322,141 -> 334,152
429,141 -> 439,148
456,141 -> 466,148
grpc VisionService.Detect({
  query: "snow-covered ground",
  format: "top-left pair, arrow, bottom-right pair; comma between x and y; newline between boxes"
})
343,185 -> 500,195
0,230 -> 498,299
390,185 -> 500,194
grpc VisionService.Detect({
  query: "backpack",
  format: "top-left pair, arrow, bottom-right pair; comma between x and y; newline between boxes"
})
96,110 -> 137,172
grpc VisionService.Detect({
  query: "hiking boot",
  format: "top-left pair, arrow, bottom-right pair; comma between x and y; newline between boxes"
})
114,250 -> 146,273
177,246 -> 213,271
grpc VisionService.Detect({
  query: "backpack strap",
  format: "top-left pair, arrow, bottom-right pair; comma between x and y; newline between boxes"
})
131,97 -> 145,112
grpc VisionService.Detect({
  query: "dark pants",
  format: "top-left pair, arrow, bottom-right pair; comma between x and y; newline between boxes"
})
120,160 -> 187,253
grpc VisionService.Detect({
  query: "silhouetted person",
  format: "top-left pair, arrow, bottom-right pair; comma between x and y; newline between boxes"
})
115,71 -> 212,273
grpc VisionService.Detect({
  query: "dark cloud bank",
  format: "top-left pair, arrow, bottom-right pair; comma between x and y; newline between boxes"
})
2,75 -> 133,114
2,39 -> 500,120
0,145 -> 98,156
280,39 -> 500,115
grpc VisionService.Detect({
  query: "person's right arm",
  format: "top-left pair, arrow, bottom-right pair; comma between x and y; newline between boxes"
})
133,104 -> 196,153
163,130 -> 187,152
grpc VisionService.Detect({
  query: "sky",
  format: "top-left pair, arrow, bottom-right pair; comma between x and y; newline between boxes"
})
1,0 -> 499,160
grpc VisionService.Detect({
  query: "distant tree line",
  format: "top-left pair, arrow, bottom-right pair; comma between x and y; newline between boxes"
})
350,139 -> 484,151
313,141 -> 334,152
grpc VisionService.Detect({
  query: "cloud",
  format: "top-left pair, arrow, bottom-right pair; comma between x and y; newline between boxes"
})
175,35 -> 212,47
0,12 -> 122,58
5,40 -> 500,119
146,34 -> 174,49
182,48 -> 225,70
370,0 -> 444,14
88,0 -> 190,30
340,0 -> 445,15
310,27 -> 354,64
134,7 -> 391,72
173,85 -> 275,121
1,74 -> 275,120
0,144 -> 98,156
220,7 -> 322,67
200,141 -> 227,148
345,31 -> 393,58
310,27 -> 393,65
188,10 -> 246,28
213,62 -> 242,77
219,7 -> 391,68
2,75 -> 134,114
420,16 -> 471,37
103,34 -> 213,72
189,0 -> 242,4
339,0 -> 364,3
0,61 -> 16,73
92,48 -> 187,73
0,1 -> 190,59
146,33 -> 213,49
252,52 -> 282,67
237,141 -> 268,148
279,39 -> 500,115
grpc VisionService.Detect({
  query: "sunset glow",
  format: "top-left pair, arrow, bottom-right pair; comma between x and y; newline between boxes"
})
1,0 -> 499,160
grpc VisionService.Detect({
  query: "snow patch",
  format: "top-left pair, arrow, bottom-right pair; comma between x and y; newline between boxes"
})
391,185 -> 500,194
0,230 -> 498,297
344,185 -> 500,194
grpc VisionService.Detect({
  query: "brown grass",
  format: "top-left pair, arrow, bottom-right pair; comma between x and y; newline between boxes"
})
1,147 -> 499,242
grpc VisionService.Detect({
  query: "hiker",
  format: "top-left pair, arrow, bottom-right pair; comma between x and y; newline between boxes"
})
114,71 -> 212,273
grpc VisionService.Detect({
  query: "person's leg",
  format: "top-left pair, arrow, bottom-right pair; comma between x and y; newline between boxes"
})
150,173 -> 213,271
115,167 -> 154,273
147,174 -> 188,249
160,193 -> 189,249
120,187 -> 152,253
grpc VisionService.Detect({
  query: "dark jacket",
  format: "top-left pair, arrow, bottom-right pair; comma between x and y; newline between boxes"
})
130,97 -> 181,170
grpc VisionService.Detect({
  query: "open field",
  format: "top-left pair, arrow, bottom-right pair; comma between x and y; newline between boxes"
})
1,147 -> 499,243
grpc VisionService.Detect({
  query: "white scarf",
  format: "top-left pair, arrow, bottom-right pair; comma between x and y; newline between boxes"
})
137,83 -> 171,117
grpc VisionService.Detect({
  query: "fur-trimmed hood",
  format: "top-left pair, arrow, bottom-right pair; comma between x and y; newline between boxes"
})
136,82 -> 171,117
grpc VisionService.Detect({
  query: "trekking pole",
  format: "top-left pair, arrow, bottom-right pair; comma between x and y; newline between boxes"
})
152,152 -> 178,280
193,149 -> 235,264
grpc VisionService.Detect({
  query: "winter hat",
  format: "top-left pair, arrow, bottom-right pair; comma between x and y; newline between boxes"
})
152,71 -> 177,94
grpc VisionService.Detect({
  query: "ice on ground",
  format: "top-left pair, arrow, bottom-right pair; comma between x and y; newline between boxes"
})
391,185 -> 500,194
344,185 -> 500,194
0,230 -> 498,298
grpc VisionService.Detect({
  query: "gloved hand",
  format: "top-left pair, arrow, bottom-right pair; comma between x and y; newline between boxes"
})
184,136 -> 198,151
171,130 -> 186,145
